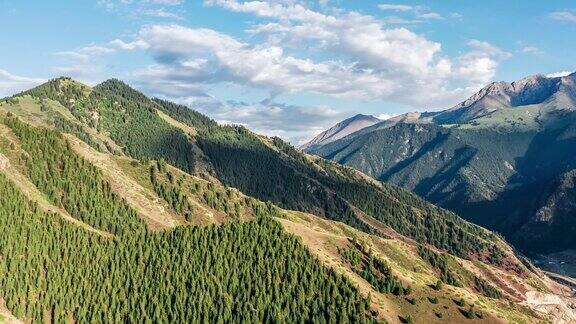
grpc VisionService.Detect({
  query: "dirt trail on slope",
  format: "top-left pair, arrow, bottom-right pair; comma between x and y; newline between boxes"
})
0,154 -> 8,171
65,135 -> 180,230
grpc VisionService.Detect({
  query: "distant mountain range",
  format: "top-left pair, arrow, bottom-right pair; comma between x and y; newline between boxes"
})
306,72 -> 576,263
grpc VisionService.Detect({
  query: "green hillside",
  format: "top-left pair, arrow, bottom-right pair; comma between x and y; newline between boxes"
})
0,113 -> 375,323
0,77 -> 573,323
8,77 -> 512,264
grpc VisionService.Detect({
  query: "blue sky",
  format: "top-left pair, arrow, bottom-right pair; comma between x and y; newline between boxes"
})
1,0 -> 575,143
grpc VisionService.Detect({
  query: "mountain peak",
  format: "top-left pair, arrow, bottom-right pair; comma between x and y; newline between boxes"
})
301,114 -> 380,149
434,71 -> 575,124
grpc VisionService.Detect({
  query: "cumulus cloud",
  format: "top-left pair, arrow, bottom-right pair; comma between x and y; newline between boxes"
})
96,0 -> 511,141
121,20 -> 508,108
132,24 -> 396,99
454,40 -> 511,84
199,1 -> 505,107
109,39 -> 149,50
0,69 -> 45,98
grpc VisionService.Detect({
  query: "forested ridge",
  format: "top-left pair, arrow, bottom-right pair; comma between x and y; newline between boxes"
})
4,115 -> 145,235
154,95 -> 507,262
15,77 -> 511,263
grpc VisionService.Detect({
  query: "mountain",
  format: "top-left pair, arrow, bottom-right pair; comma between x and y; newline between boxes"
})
301,114 -> 380,150
0,77 -> 574,323
306,72 -> 576,271
433,72 -> 576,124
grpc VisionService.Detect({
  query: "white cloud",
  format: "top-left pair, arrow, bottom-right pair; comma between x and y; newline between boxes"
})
521,46 -> 544,56
198,1 -> 508,106
106,0 -> 510,109
53,51 -> 91,62
133,24 -> 397,99
148,0 -> 183,5
97,1 -> 512,141
142,8 -> 183,19
378,3 -> 443,20
109,39 -> 149,50
417,12 -> 443,20
97,0 -> 184,20
148,89 -> 348,144
51,43 -> 120,84
454,40 -> 512,84
380,16 -> 421,25
0,69 -> 45,98
546,71 -> 572,78
377,4 -> 413,12
549,10 -> 576,23
53,44 -> 116,62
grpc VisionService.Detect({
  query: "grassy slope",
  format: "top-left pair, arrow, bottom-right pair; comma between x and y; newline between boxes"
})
279,210 -> 575,323
65,134 -> 182,230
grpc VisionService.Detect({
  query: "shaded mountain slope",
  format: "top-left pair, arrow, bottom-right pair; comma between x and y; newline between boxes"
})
306,72 -> 576,258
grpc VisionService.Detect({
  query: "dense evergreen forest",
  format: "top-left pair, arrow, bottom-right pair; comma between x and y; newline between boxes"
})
0,106 -> 380,322
4,115 -> 145,235
341,240 -> 410,296
0,113 -> 378,322
0,172 -> 375,322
